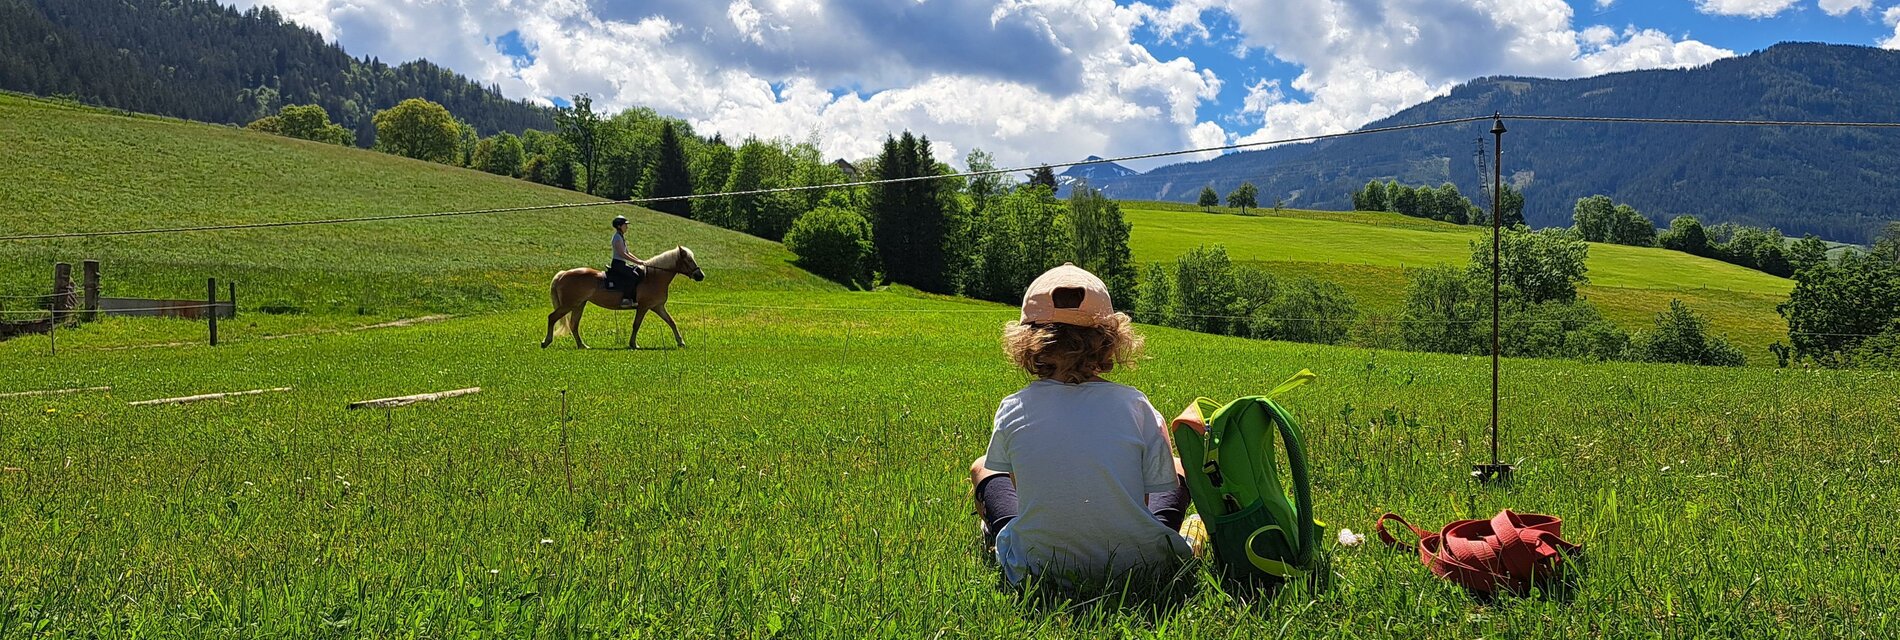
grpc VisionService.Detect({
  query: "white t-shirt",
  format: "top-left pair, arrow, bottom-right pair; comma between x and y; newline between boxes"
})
984,379 -> 1191,586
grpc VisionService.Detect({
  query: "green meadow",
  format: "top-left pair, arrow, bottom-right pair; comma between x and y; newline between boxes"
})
4,93 -> 1898,637
1123,204 -> 1794,362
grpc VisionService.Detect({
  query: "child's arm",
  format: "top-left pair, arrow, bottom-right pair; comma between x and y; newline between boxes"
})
1140,403 -> 1180,493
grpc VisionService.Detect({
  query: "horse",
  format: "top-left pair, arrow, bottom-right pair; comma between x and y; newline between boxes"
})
543,246 -> 705,349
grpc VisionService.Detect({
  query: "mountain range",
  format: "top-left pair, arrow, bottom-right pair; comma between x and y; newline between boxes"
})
1097,43 -> 1900,244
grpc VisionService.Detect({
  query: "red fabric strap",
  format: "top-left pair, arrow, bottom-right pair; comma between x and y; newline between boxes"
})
1377,510 -> 1581,594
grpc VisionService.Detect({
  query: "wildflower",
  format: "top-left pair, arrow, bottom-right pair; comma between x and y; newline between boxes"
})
488,569 -> 500,575
1337,528 -> 1366,548
539,539 -> 553,545
44,408 -> 57,414
1661,465 -> 1671,472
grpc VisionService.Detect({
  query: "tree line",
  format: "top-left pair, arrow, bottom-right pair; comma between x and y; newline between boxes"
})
1350,180 -> 1525,226
1571,194 -> 1831,279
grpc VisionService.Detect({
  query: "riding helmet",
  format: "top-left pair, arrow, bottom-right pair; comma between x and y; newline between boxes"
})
612,215 -> 628,228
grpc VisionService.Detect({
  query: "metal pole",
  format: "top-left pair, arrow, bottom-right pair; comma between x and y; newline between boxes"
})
1478,113 -> 1512,484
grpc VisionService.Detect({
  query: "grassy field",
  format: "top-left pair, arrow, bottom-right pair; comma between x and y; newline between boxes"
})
1122,204 -> 1795,362
5,94 -> 1899,637
5,295 -> 1898,637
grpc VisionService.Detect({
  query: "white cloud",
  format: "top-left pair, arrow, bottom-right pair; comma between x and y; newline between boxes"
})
1596,0 -> 1615,8
1817,0 -> 1871,16
233,0 -> 1735,173
1191,0 -> 1732,146
1884,6 -> 1900,49
1694,0 -> 1801,18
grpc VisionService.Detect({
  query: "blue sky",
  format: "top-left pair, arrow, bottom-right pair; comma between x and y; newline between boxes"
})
238,0 -> 1900,169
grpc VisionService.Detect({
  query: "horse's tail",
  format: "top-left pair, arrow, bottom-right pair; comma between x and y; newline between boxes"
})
550,271 -> 571,337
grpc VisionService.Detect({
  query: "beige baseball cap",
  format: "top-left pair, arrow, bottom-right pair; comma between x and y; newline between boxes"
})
1020,263 -> 1115,327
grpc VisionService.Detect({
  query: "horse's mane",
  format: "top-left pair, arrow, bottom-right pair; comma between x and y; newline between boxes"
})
648,246 -> 692,270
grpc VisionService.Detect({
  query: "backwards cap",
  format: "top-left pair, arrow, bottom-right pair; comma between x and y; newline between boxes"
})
1020,263 -> 1115,327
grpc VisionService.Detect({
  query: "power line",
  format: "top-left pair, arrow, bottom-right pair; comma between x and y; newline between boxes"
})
1501,114 -> 1900,128
0,115 -> 1494,242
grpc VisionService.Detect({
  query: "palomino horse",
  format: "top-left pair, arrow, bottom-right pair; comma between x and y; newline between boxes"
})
543,246 -> 705,349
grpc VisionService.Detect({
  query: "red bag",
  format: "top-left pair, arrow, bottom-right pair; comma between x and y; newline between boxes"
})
1375,509 -> 1582,595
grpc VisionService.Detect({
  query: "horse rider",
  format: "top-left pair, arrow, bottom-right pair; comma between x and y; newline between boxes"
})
607,215 -> 645,305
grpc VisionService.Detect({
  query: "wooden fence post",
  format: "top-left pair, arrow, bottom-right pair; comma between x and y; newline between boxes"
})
228,281 -> 237,318
52,263 -> 73,325
82,260 -> 100,321
207,277 -> 218,346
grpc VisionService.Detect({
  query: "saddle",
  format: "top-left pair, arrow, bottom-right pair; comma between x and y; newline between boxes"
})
602,263 -> 644,306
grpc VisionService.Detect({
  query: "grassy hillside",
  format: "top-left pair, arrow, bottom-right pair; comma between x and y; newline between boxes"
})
1123,203 -> 1793,360
0,93 -> 829,325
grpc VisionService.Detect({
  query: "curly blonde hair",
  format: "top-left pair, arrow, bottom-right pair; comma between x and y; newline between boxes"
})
1002,314 -> 1144,383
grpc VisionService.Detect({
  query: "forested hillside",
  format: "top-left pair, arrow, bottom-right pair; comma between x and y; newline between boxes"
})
1102,43 -> 1900,244
0,0 -> 552,144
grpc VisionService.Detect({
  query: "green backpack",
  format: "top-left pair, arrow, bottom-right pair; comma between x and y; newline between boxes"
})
1170,370 -> 1322,582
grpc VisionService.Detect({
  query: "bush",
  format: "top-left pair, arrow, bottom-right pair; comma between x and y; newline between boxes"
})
1635,300 -> 1746,367
1401,264 -> 1484,355
1848,321 -> 1900,370
784,207 -> 876,287
1169,246 -> 1237,334
1256,277 -> 1358,345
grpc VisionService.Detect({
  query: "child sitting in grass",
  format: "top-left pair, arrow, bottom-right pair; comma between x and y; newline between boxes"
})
968,263 -> 1196,589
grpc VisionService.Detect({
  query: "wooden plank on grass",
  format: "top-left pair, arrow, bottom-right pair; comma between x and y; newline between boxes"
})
348,387 -> 481,411
0,385 -> 111,398
128,387 -> 293,406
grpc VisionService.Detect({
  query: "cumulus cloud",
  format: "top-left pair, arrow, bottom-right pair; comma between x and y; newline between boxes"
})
233,0 -> 1733,171
1694,0 -> 1801,18
1190,0 -> 1732,145
1818,0 -> 1872,17
1884,6 -> 1900,49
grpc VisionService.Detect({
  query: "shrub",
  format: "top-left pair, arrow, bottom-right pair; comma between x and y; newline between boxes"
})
1257,277 -> 1358,345
1635,300 -> 1746,367
1169,246 -> 1238,334
784,207 -> 876,287
1400,264 -> 1483,355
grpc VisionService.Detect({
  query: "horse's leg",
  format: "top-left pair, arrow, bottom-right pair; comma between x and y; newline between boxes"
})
629,307 -> 649,350
542,308 -> 561,349
655,305 -> 685,348
569,304 -> 588,349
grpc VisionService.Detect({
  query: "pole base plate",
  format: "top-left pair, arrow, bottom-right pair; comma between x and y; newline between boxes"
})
1472,463 -> 1515,485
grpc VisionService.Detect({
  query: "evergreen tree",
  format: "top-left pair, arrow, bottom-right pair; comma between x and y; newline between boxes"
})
1197,185 -> 1219,212
647,122 -> 693,218
1026,165 -> 1058,191
868,132 -> 956,293
1226,182 -> 1259,213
